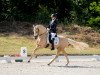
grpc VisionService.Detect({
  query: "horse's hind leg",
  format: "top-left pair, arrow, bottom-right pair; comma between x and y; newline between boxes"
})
62,50 -> 69,66
48,49 -> 61,65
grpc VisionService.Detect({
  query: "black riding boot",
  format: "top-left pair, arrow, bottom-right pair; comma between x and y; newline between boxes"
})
51,38 -> 55,50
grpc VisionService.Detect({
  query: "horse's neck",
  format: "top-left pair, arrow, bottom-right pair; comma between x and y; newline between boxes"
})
38,33 -> 47,39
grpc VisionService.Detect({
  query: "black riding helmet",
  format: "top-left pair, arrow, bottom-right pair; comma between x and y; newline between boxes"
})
51,13 -> 57,18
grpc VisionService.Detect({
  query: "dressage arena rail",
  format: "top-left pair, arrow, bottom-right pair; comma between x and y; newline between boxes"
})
0,55 -> 100,63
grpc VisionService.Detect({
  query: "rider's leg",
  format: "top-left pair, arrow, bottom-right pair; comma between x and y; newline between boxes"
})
51,38 -> 55,50
51,33 -> 56,50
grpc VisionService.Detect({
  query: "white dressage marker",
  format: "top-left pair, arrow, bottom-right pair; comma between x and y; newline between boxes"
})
20,47 -> 27,57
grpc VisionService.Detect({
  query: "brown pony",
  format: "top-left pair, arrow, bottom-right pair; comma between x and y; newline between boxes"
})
28,25 -> 89,66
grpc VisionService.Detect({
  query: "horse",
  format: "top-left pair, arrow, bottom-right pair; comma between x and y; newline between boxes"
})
28,25 -> 89,66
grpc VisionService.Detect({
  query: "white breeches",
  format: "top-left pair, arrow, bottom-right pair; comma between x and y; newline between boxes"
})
51,33 -> 56,39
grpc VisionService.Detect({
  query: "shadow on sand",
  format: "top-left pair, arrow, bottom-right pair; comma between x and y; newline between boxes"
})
55,65 -> 100,68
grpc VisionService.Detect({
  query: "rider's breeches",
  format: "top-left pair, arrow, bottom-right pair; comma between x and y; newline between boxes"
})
50,33 -> 56,40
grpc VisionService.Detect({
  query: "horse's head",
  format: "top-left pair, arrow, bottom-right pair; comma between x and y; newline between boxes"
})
33,25 -> 47,39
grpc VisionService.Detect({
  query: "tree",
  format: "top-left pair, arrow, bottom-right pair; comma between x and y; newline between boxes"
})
0,0 -> 99,30
87,2 -> 100,29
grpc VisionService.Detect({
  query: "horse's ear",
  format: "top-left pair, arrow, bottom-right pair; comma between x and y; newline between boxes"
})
33,25 -> 35,28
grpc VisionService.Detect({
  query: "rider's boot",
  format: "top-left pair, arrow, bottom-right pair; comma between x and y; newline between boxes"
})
51,38 -> 55,50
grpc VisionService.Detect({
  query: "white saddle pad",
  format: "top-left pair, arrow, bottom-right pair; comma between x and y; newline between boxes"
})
54,37 -> 59,45
47,34 -> 59,45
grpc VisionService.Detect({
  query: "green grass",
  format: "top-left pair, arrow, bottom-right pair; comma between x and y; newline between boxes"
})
0,35 -> 100,55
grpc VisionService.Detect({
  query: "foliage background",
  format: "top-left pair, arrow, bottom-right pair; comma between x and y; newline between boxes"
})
0,0 -> 100,30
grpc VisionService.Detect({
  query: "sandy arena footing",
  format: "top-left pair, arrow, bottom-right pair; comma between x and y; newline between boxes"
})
0,55 -> 100,75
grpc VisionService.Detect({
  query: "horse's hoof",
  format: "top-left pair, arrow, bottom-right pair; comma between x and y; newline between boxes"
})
47,63 -> 50,66
65,63 -> 69,66
28,61 -> 30,63
65,64 -> 68,67
45,44 -> 49,48
35,56 -> 37,58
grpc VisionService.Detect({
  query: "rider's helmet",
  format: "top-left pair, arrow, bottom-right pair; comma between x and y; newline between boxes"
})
51,13 -> 57,18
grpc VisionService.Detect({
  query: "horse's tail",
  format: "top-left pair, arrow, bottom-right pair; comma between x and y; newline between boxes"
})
67,38 -> 89,50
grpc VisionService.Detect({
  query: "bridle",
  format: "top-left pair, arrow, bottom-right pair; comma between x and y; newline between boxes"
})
35,27 -> 47,37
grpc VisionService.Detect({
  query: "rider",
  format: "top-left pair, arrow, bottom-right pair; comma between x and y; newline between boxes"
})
46,13 -> 58,50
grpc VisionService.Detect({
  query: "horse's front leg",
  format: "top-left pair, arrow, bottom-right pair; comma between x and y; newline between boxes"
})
28,46 -> 39,62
